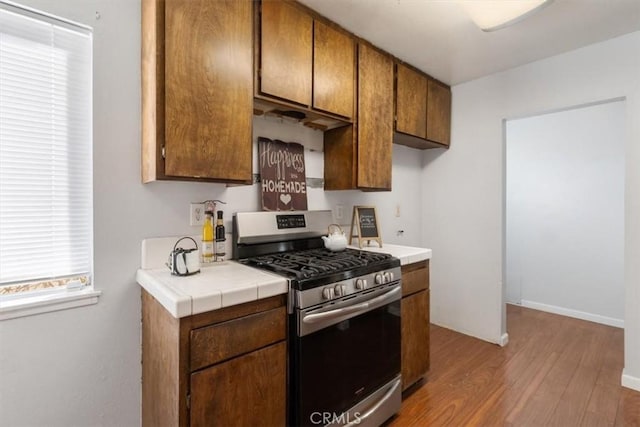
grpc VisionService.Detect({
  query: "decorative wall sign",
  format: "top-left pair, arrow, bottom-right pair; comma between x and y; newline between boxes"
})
258,137 -> 308,211
349,206 -> 382,248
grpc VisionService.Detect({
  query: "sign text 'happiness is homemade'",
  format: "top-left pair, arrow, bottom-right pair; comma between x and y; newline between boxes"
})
258,137 -> 308,211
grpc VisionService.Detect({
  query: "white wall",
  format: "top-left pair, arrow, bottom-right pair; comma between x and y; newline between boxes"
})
505,101 -> 625,326
0,1 -> 423,425
254,116 -> 425,248
422,31 -> 640,389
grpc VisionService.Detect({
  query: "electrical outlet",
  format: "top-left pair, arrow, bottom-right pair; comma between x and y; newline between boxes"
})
190,203 -> 205,226
336,204 -> 344,221
395,204 -> 401,217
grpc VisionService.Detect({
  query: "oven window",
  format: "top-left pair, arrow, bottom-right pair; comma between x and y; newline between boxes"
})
292,300 -> 401,426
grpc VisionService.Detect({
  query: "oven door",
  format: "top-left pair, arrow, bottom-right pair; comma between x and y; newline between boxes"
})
290,282 -> 401,426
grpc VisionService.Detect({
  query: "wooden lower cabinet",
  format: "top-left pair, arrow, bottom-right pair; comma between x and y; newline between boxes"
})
190,342 -> 286,427
141,291 -> 286,427
401,260 -> 430,391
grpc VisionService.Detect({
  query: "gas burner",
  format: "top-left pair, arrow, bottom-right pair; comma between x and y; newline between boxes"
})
233,210 -> 400,289
240,248 -> 397,288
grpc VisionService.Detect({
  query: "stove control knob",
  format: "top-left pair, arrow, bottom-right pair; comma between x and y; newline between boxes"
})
390,271 -> 395,281
355,279 -> 367,290
384,272 -> 392,283
322,287 -> 335,300
375,273 -> 383,284
334,284 -> 346,297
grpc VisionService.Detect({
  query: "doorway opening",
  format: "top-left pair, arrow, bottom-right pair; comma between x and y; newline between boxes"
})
504,99 -> 625,328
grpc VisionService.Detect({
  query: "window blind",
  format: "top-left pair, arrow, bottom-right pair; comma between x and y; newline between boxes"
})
0,2 -> 93,295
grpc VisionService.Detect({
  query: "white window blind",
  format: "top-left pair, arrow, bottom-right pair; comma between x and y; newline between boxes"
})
0,2 -> 93,296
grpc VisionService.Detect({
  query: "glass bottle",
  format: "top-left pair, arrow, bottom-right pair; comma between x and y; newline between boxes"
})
202,210 -> 214,263
215,210 -> 226,261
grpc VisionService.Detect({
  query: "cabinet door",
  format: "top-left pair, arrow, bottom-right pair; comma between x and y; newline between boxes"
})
357,44 -> 394,190
324,125 -> 357,190
164,0 -> 253,181
260,1 -> 312,106
190,341 -> 286,427
426,80 -> 452,146
401,290 -> 430,391
313,20 -> 354,118
396,64 -> 427,139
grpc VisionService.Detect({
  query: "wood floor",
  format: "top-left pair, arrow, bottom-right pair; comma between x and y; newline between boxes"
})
390,304 -> 640,426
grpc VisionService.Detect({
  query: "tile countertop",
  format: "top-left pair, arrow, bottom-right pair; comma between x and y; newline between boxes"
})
137,237 -> 432,318
351,243 -> 432,265
136,263 -> 288,318
136,236 -> 288,318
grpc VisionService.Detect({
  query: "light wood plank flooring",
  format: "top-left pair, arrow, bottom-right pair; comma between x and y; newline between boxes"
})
390,304 -> 640,426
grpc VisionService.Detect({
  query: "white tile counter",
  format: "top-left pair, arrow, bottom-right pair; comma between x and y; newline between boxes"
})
136,263 -> 287,318
137,237 -> 431,318
350,243 -> 432,265
137,236 -> 287,318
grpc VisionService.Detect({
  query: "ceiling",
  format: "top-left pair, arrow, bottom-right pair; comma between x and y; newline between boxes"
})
298,0 -> 640,85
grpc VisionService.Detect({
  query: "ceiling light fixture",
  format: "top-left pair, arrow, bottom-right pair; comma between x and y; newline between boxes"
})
459,0 -> 553,32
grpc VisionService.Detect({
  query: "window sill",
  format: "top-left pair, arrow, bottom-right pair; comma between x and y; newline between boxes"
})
0,288 -> 101,321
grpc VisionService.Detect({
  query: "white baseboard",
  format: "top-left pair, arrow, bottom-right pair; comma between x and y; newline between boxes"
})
520,300 -> 624,328
430,320 -> 504,346
498,333 -> 509,347
622,369 -> 640,392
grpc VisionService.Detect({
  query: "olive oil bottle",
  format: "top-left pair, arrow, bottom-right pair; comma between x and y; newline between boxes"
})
202,210 -> 214,263
215,210 -> 225,261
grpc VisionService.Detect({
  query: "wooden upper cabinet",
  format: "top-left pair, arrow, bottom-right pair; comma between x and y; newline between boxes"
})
396,64 -> 427,139
358,43 -> 394,190
259,0 -> 312,106
324,43 -> 393,191
257,1 -> 355,122
142,0 -> 253,183
323,126 -> 355,190
427,80 -> 452,146
313,20 -> 354,119
394,62 -> 452,150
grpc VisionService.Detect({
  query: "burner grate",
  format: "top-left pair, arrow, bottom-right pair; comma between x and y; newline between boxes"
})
242,248 -> 393,280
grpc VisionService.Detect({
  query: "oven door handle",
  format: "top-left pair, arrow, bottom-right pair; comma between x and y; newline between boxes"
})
344,377 -> 401,427
302,285 -> 401,325
361,285 -> 401,310
302,302 -> 367,324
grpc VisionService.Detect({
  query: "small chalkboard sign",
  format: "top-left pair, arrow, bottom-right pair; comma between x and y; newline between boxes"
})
349,206 -> 382,248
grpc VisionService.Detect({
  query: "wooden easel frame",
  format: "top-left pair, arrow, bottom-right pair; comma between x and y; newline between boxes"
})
349,205 -> 382,248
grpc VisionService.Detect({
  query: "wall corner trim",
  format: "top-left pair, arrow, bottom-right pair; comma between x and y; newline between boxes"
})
498,333 -> 509,347
621,369 -> 640,392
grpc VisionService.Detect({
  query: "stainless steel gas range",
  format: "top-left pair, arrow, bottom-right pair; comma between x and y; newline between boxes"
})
233,210 -> 401,427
